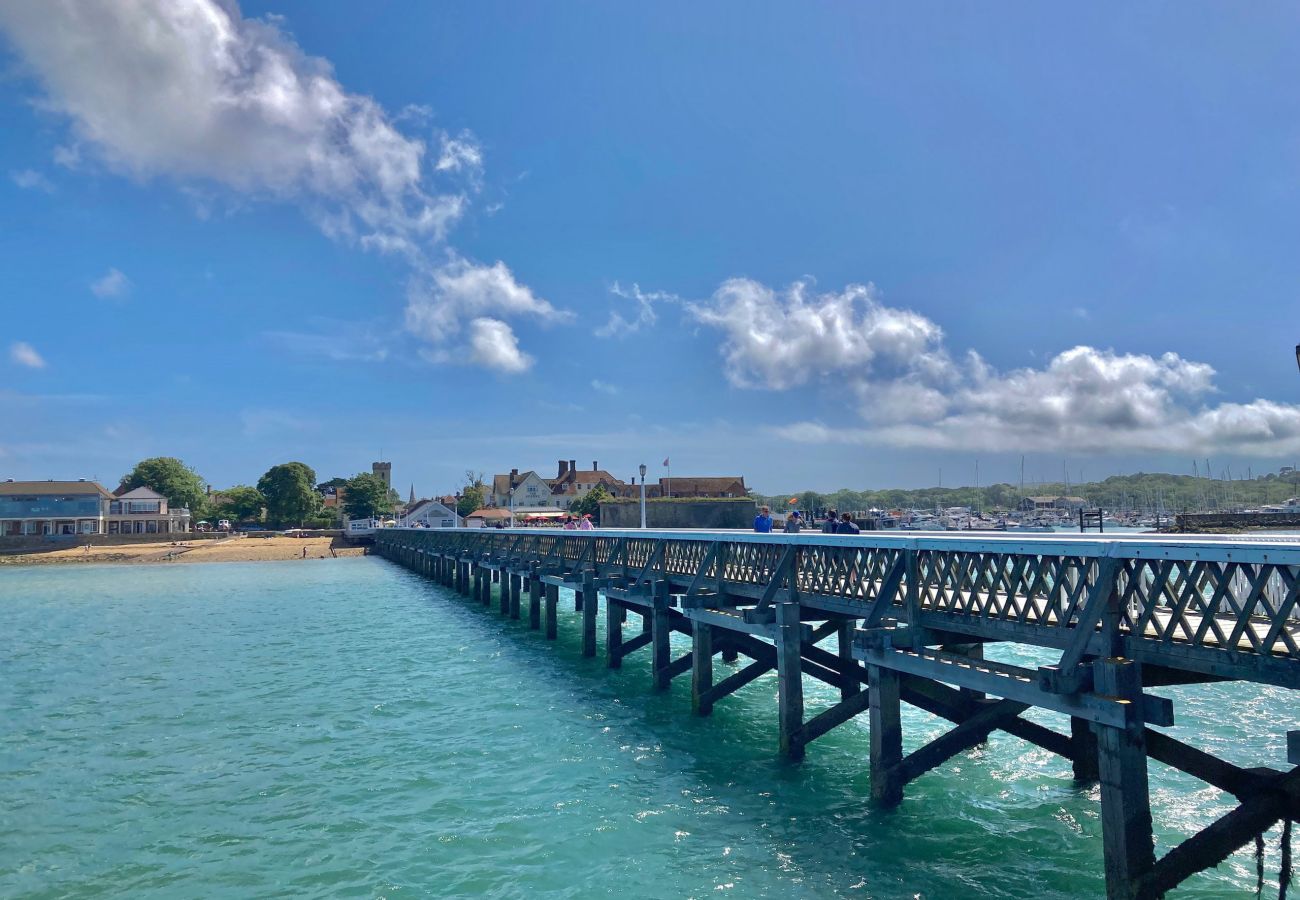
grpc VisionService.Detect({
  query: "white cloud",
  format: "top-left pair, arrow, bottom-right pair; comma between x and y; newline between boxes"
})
404,257 -> 567,373
691,277 -> 1300,457
687,278 -> 943,390
0,1 -> 549,371
10,168 -> 54,191
90,267 -> 131,299
596,282 -> 672,338
591,379 -> 620,395
467,318 -> 531,374
9,341 -> 46,369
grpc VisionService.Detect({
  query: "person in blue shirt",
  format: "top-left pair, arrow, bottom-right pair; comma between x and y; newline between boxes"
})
837,512 -> 861,535
754,505 -> 773,533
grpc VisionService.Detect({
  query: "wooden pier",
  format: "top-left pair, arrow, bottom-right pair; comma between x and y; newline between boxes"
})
375,528 -> 1300,899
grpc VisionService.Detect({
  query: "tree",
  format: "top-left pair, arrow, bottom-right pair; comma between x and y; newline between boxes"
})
569,484 -> 612,519
457,471 -> 486,518
257,462 -> 318,527
211,485 -> 265,522
120,457 -> 207,513
341,473 -> 394,520
316,477 -> 348,492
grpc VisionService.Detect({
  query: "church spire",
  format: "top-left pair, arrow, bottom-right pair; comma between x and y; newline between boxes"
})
408,483 -> 415,505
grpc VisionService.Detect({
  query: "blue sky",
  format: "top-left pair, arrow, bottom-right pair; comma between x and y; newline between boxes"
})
3,2 -> 1300,495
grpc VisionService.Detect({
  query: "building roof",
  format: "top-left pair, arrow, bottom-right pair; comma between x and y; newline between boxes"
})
491,470 -> 543,497
659,476 -> 746,494
117,486 -> 167,500
467,507 -> 513,520
0,479 -> 114,498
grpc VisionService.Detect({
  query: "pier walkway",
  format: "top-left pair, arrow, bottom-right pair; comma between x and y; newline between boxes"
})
375,527 -> 1300,899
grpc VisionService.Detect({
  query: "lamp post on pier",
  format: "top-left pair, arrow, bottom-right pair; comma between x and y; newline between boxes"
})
453,491 -> 461,529
634,463 -> 644,528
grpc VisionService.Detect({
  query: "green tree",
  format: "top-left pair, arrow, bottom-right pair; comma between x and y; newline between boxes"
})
257,462 -> 319,527
119,457 -> 207,513
569,484 -> 612,519
211,485 -> 265,522
457,471 -> 487,518
316,477 -> 348,492
341,473 -> 395,520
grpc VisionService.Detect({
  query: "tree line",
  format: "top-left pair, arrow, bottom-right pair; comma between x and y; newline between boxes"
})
118,457 -> 400,528
751,470 -> 1300,516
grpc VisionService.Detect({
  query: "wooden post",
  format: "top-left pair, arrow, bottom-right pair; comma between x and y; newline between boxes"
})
499,568 -> 510,615
776,598 -> 805,760
692,622 -> 714,715
1071,716 -> 1099,783
837,621 -> 860,702
509,573 -> 521,620
545,583 -> 558,640
581,574 -> 597,657
651,587 -> 672,689
1095,658 -> 1155,899
721,646 -> 739,663
606,598 -> 625,668
868,663 -> 903,805
473,567 -> 483,605
528,567 -> 541,630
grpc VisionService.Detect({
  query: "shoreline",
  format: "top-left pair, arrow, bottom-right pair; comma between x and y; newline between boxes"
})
0,535 -> 369,568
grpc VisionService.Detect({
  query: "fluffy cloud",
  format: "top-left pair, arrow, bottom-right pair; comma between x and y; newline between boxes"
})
0,0 -> 556,370
405,258 -> 567,372
691,277 -> 1300,456
467,318 -> 531,374
687,278 -> 943,390
9,341 -> 46,369
90,267 -> 131,299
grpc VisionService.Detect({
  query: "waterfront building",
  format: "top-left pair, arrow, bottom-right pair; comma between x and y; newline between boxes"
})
644,476 -> 746,499
0,479 -> 114,536
547,460 -> 626,506
401,498 -> 461,528
106,486 -> 191,535
490,469 -> 564,509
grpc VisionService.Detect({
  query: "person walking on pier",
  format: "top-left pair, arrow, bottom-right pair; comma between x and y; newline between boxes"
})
562,515 -> 577,530
822,509 -> 838,533
838,512 -> 861,535
578,514 -> 595,531
754,506 -> 773,533
784,510 -> 803,533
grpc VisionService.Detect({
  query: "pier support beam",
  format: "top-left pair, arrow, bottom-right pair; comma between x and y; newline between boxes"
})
499,569 -> 510,615
837,622 -> 860,703
509,573 -> 521,620
651,589 -> 673,690
1071,716 -> 1099,783
545,584 -> 558,640
775,599 -> 805,760
581,575 -> 597,657
528,567 -> 541,631
869,663 -> 903,806
606,599 -> 626,668
1094,659 -> 1155,900
692,622 -> 714,715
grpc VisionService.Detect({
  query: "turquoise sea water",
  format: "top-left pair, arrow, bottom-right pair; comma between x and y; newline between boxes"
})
1,558 -> 1293,898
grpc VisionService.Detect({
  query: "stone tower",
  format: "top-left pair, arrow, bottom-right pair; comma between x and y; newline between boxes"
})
372,461 -> 392,489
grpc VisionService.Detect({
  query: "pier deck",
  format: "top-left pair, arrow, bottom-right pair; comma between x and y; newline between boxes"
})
375,528 -> 1300,899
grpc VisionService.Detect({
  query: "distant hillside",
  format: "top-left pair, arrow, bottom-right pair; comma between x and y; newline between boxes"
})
753,471 -> 1300,515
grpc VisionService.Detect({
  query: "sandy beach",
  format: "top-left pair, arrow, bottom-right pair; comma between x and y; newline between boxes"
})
0,535 -> 369,567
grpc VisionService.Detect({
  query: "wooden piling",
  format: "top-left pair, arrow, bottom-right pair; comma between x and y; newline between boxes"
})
509,573 -> 521,620
580,574 -> 597,657
776,599 -> 805,760
837,622 -> 860,702
651,588 -> 672,690
528,567 -> 541,630
606,598 -> 625,668
544,583 -> 558,639
692,622 -> 714,715
1071,716 -> 1099,783
869,663 -> 903,805
1094,658 -> 1155,899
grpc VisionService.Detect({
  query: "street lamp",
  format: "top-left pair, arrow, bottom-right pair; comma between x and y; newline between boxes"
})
639,463 -> 647,529
509,486 -> 516,529
453,491 -> 461,530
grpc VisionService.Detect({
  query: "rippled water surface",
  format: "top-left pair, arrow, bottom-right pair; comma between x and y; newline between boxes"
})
2,558 -> 1292,898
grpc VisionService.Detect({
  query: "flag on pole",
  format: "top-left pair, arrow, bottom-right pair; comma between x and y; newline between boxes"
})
662,457 -> 669,466
788,497 -> 798,505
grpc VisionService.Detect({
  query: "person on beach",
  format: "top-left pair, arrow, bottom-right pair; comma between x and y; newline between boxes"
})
837,512 -> 861,535
784,510 -> 803,533
822,509 -> 838,534
578,514 -> 594,530
754,506 -> 773,533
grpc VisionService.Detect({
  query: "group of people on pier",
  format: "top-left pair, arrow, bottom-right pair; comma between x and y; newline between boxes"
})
753,506 -> 861,535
